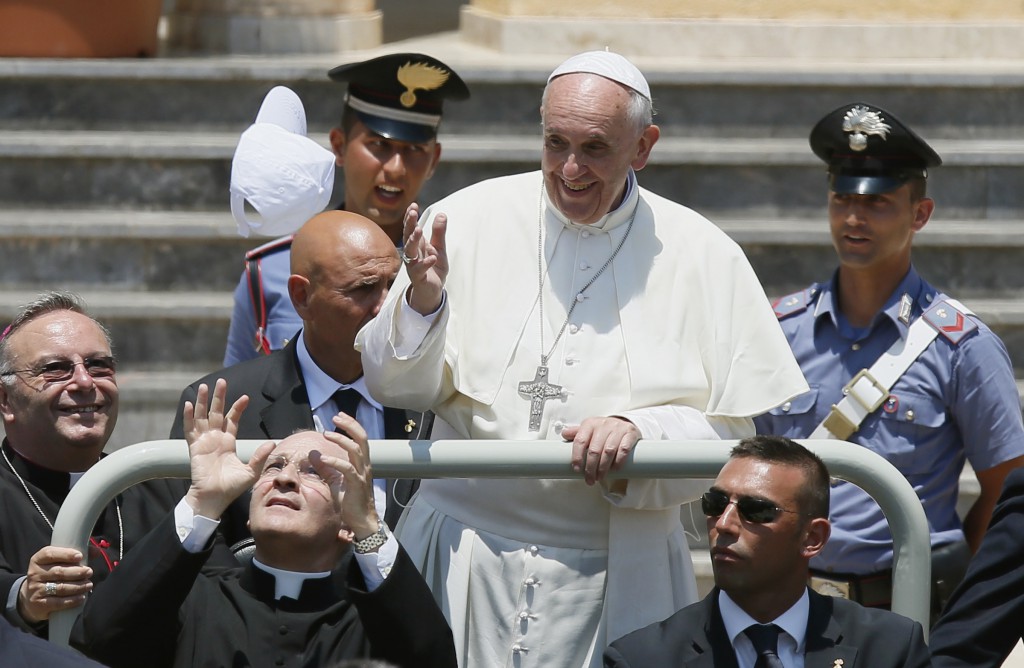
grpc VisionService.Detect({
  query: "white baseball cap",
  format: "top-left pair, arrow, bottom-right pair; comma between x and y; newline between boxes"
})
547,50 -> 651,101
230,86 -> 336,238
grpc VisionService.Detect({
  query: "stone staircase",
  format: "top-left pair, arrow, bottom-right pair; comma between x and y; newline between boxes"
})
2,40 -> 1023,458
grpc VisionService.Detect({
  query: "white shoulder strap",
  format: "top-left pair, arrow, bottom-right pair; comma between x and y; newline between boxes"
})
810,297 -> 973,440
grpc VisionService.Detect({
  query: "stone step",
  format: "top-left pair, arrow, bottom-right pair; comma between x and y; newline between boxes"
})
0,290 -> 232,370
5,54 -> 1024,141
0,210 -> 252,292
5,130 -> 1024,220
2,208 -> 1023,369
2,287 -> 1024,377
0,211 -> 1019,335
719,218 -> 1024,300
5,209 -> 1022,245
2,208 -> 1022,299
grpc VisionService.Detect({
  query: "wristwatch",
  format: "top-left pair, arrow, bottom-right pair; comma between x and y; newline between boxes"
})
352,522 -> 389,554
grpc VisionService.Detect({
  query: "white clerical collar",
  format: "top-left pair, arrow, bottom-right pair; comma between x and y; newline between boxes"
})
251,557 -> 331,600
296,332 -> 382,419
719,588 -> 809,656
544,168 -> 639,232
68,471 -> 87,488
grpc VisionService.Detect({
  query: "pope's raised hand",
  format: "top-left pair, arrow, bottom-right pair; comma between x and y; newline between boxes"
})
401,202 -> 449,316
183,379 -> 274,519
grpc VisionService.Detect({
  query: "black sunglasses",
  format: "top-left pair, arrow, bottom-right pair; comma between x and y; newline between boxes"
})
701,489 -> 809,524
2,356 -> 117,383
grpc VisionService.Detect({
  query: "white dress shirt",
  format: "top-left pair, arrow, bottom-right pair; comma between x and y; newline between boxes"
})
296,334 -> 388,520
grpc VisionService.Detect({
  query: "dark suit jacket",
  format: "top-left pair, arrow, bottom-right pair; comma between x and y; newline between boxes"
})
604,587 -> 931,668
930,466 -> 1024,667
169,338 -> 431,543
0,616 -> 105,667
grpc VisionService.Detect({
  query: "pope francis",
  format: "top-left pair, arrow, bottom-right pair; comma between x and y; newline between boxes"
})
356,50 -> 808,668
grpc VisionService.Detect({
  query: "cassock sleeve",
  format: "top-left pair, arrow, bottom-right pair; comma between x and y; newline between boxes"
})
345,543 -> 457,668
70,513 -> 206,668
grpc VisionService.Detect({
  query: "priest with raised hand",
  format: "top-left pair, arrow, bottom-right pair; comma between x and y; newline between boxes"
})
71,379 -> 456,668
356,49 -> 808,667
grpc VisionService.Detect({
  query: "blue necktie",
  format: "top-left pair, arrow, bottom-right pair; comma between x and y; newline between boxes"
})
743,624 -> 785,668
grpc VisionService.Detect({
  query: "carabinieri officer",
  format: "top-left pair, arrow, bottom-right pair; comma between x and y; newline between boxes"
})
754,102 -> 1024,619
224,53 -> 469,366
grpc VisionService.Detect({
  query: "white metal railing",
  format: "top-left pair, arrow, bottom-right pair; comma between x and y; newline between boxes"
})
48,438 -> 932,646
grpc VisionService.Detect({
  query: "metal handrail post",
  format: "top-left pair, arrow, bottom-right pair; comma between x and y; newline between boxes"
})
49,438 -> 930,645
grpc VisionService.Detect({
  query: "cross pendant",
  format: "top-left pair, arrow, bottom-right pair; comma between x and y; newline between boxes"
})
518,365 -> 563,432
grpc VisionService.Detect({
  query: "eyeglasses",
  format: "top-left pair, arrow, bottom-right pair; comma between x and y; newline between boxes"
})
260,454 -> 332,487
1,356 -> 117,383
700,489 -> 809,524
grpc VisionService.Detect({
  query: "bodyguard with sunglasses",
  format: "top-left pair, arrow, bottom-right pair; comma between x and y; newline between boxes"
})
0,291 -> 213,638
605,435 -> 931,668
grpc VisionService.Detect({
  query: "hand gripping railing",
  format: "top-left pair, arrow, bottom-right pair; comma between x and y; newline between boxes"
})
48,438 -> 931,646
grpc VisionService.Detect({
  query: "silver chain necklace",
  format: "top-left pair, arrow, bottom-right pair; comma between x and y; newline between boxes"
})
517,185 -> 639,431
1,446 -> 123,564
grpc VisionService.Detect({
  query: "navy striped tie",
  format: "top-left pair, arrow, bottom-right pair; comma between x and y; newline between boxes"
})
743,624 -> 785,668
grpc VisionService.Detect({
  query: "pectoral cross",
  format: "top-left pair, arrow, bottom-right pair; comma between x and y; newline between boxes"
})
518,365 -> 563,432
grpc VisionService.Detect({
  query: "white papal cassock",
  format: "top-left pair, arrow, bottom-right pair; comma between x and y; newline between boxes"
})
356,170 -> 808,668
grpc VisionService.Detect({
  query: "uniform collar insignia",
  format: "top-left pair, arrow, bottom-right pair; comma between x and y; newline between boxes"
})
898,293 -> 913,325
843,105 -> 891,151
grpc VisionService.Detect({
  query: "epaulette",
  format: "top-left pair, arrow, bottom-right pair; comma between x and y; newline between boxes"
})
921,298 -> 978,345
244,234 -> 295,261
771,287 -> 819,320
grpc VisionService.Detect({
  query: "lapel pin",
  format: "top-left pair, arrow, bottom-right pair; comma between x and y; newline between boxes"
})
404,419 -> 417,434
834,659 -> 845,667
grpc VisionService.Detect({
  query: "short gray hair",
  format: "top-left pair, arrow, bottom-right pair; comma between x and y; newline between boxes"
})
0,291 -> 111,384
540,75 -> 655,136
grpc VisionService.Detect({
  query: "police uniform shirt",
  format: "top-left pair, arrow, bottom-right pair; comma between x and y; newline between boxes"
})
224,241 -> 301,367
295,334 -> 388,520
224,50 -> 470,369
754,267 -> 1024,574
